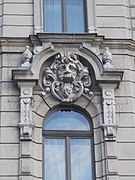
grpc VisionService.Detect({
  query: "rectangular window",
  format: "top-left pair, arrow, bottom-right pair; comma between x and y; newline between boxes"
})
44,138 -> 92,180
44,0 -> 86,33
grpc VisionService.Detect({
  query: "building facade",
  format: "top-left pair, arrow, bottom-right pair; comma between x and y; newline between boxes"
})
0,0 -> 135,180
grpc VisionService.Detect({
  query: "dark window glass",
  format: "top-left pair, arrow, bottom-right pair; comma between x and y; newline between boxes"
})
44,0 -> 86,32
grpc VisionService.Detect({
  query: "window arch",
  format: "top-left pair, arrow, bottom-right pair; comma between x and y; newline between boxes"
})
43,108 -> 95,180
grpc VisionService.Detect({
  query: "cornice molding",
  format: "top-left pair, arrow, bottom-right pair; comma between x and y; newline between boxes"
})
0,34 -> 135,52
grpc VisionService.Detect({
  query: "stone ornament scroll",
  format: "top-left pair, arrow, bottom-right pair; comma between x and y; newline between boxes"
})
42,52 -> 93,102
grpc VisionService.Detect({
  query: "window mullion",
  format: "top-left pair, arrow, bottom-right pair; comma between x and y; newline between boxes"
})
66,136 -> 71,180
62,0 -> 67,32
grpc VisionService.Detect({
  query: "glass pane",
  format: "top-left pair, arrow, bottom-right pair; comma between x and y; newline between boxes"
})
66,0 -> 85,32
44,0 -> 62,32
71,139 -> 93,180
44,111 -> 90,131
44,138 -> 66,180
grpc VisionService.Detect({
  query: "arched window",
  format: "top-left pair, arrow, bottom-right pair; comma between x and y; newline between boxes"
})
43,109 -> 95,180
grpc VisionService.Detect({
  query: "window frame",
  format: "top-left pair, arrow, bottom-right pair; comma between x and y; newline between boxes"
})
43,0 -> 88,33
42,108 -> 95,180
34,0 -> 96,34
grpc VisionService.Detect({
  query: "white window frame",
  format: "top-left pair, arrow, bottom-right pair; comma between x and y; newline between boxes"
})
33,0 -> 97,34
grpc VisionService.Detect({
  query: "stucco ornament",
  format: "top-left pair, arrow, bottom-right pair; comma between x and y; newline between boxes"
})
102,47 -> 114,68
102,89 -> 117,141
19,97 -> 33,139
17,82 -> 35,140
21,46 -> 32,68
42,52 -> 93,102
33,46 -> 43,55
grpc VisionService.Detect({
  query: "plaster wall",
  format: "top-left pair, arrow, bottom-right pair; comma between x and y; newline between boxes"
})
0,0 -> 134,39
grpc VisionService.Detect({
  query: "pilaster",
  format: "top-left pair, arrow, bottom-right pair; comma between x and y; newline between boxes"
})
17,81 -> 36,180
100,83 -> 118,179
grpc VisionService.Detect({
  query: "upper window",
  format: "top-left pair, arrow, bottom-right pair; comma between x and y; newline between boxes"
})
43,109 -> 95,180
43,0 -> 87,33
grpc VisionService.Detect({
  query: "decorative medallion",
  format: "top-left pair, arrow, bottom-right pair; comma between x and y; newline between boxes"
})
42,52 -> 93,102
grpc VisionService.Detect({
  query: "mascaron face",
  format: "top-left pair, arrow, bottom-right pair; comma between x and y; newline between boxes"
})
57,61 -> 77,83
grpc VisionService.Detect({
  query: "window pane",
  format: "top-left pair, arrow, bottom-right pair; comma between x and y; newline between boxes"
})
71,139 -> 93,180
44,0 -> 62,32
44,138 -> 66,180
44,111 -> 90,131
66,0 -> 85,32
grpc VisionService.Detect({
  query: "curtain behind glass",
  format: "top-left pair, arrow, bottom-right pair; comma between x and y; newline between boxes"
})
44,0 -> 62,32
44,138 -> 66,180
66,0 -> 85,32
71,139 -> 92,180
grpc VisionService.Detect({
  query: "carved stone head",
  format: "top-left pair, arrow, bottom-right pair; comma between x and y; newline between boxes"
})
43,52 -> 92,102
57,53 -> 78,83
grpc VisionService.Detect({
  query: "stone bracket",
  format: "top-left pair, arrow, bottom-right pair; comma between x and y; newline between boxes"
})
100,84 -> 117,141
17,82 -> 36,140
